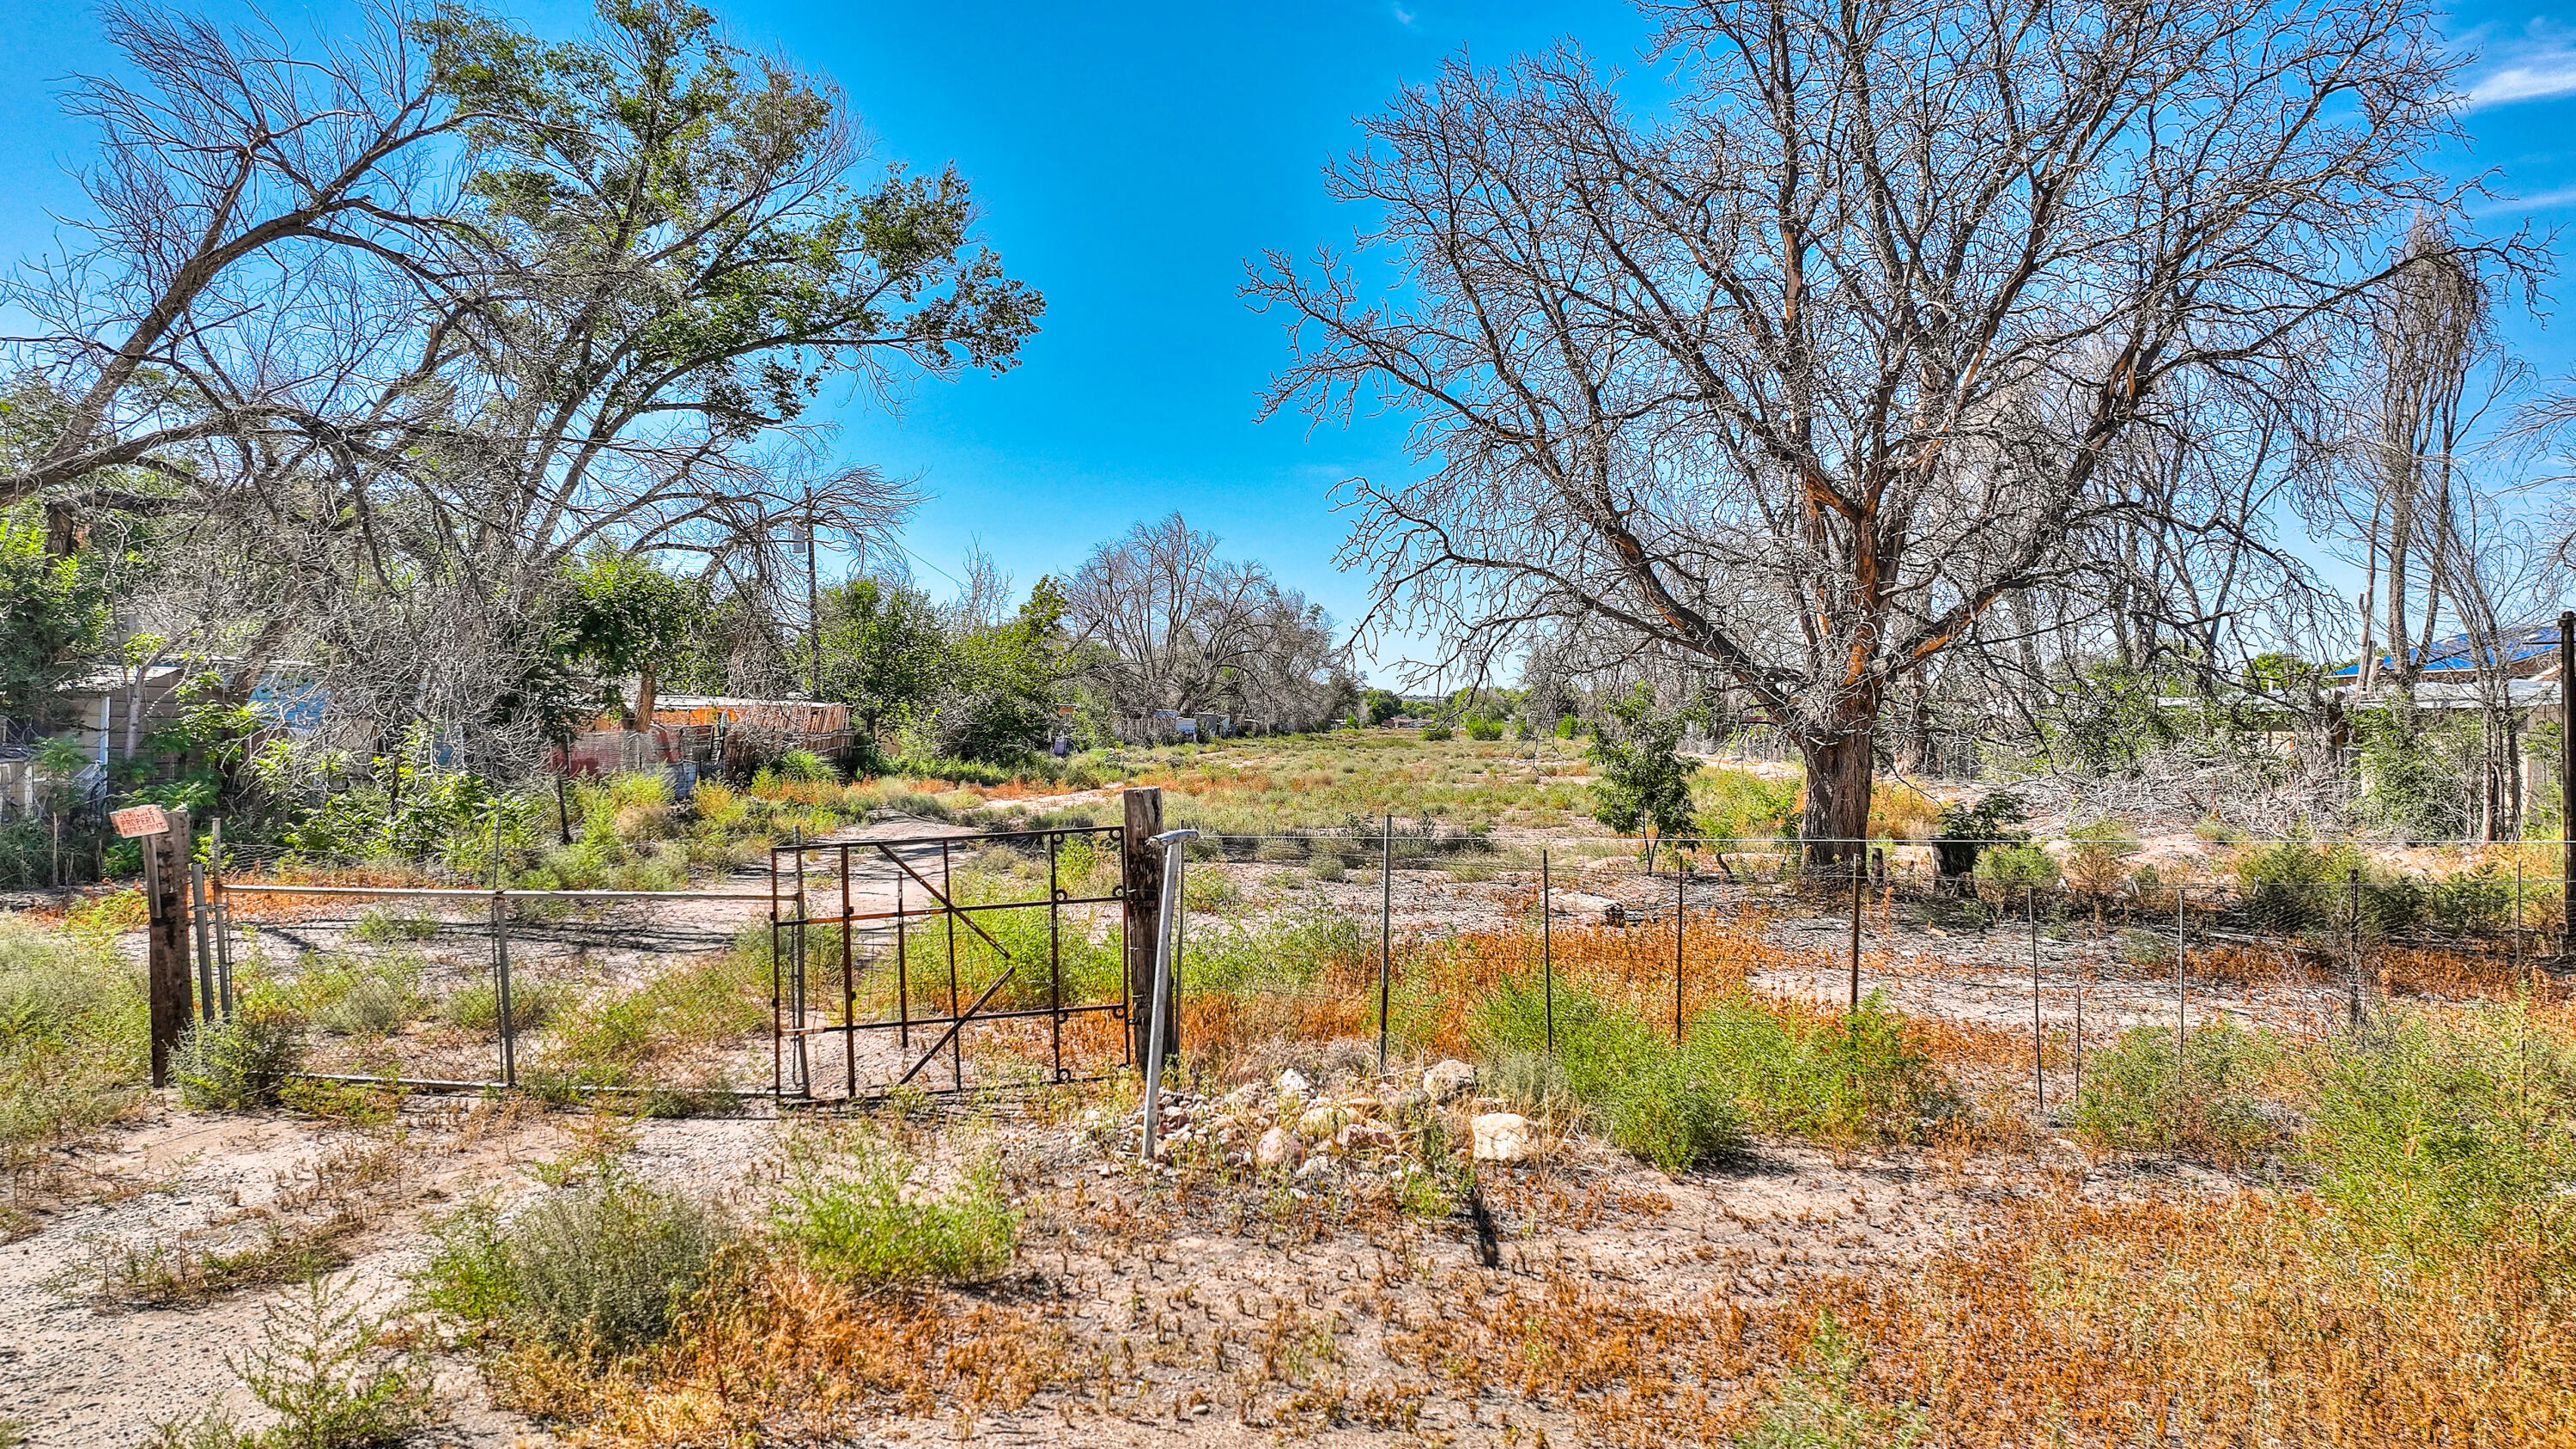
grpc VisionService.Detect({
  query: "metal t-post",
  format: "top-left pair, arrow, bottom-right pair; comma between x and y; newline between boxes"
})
1674,860 -> 1686,1039
1847,866 -> 1862,1014
491,802 -> 515,1087
1140,828 -> 1199,1161
2029,886 -> 2043,1111
1378,813 -> 1394,1075
2175,885 -> 2188,1079
1540,849 -> 1554,1057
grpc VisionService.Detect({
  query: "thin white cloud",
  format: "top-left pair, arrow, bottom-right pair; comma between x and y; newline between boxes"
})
2463,26 -> 2576,108
2489,184 -> 2576,212
1391,3 -> 1419,29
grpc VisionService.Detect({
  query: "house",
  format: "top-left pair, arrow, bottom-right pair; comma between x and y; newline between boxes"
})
555,694 -> 854,778
2330,620 -> 2567,704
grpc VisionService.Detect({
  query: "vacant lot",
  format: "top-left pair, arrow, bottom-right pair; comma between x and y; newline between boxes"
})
6,738 -> 2573,1447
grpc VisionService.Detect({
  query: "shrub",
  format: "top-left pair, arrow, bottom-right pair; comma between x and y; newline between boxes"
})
1975,843 -> 2060,894
349,910 -> 435,945
1689,991 -> 1952,1143
2072,1021 -> 2278,1160
2304,1008 -> 2576,1257
1472,980 -> 1942,1163
2428,866 -> 2511,935
769,1134 -> 1018,1285
775,749 -> 838,782
307,971 -> 418,1039
2232,837 -> 2365,933
1603,1050 -> 1744,1172
1419,722 -> 1454,742
1698,768 -> 1801,844
173,1003 -> 306,1110
1932,791 -> 2027,885
1487,1046 -> 1579,1122
2063,817 -> 2142,898
1740,1312 -> 1927,1449
419,1176 -> 729,1357
163,1274 -> 431,1449
1463,716 -> 1504,741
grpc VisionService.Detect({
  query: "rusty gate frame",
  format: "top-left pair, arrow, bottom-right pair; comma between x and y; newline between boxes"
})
769,823 -> 1132,1102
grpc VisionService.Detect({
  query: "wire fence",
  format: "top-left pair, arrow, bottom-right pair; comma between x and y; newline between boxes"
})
154,808 -> 2574,1117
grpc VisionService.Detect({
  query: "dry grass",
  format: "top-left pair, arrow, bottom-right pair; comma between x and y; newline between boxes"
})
1788,1193 -> 2576,1447
487,1256 -> 1073,1446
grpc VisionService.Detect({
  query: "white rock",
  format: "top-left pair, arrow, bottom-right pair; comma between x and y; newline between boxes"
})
1274,1068 -> 1310,1099
1422,1059 -> 1478,1103
1254,1125 -> 1301,1169
1472,1111 -> 1535,1163
1294,1154 -> 1334,1181
1296,1104 -> 1352,1140
1554,891 -> 1624,925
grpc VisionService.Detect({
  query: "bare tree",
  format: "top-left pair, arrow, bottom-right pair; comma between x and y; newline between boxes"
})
1,2 -> 469,519
1255,0 -> 2474,868
1064,514 -> 1351,734
2349,222 -> 2490,696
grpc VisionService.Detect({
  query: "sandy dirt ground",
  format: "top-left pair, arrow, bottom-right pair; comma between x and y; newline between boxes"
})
3,800 -> 2494,1448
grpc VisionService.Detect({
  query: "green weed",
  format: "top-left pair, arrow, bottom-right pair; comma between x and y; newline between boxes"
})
418,1175 -> 729,1358
768,1130 -> 1018,1285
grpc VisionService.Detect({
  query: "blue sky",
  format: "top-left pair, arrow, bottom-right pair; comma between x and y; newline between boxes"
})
6,2 -> 2576,680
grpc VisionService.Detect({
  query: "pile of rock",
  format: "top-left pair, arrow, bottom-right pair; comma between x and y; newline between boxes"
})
1122,1057 -> 1541,1176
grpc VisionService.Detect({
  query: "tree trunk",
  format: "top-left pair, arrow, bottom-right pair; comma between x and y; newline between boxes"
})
1800,705 -> 1878,874
633,665 -> 659,734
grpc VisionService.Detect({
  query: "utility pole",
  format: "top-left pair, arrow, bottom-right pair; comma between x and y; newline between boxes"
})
805,484 -> 823,700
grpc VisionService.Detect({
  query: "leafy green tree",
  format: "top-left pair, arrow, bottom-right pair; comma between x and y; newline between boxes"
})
0,507 -> 116,725
818,576 -> 948,743
556,550 -> 706,727
920,577 -> 1070,763
1364,688 -> 1404,726
1589,685 -> 1699,868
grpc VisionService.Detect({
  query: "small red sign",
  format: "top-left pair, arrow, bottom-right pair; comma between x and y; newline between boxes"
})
111,805 -> 172,838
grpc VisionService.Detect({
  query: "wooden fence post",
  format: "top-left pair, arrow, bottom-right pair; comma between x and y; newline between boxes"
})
1122,788 -> 1167,1068
145,806 -> 193,1087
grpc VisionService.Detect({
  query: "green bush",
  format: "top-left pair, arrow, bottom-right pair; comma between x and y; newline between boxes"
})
418,1176 -> 729,1357
1603,1050 -> 1744,1172
2232,838 -> 2365,933
1463,716 -> 1504,741
1419,722 -> 1454,742
2072,1021 -> 2278,1160
769,1135 -> 1018,1285
1688,991 -> 1952,1143
349,910 -> 436,945
1697,768 -> 1801,844
1472,979 -> 1943,1165
2428,866 -> 2512,935
160,1274 -> 431,1449
775,749 -> 838,782
173,1003 -> 307,1110
1740,1312 -> 1926,1449
307,970 -> 419,1039
2304,1008 -> 2576,1258
1974,843 -> 2059,893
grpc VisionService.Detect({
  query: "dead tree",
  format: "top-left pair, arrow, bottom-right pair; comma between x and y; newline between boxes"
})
1256,0 -> 2482,869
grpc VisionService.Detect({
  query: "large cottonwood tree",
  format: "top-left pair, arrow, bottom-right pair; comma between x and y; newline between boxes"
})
1256,0 -> 2469,868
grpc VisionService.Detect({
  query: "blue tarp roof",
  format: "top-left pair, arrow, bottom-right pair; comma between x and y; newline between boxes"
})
2328,620 -> 2564,678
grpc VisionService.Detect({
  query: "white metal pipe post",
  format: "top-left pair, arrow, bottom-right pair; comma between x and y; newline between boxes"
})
1140,827 -> 1200,1161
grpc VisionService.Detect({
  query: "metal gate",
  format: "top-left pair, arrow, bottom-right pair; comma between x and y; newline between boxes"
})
769,824 -> 1132,1103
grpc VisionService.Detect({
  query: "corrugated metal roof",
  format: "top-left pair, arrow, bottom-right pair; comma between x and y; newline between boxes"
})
2328,620 -> 2565,678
